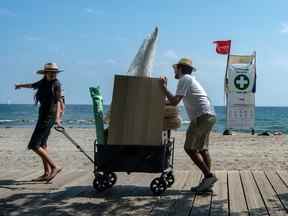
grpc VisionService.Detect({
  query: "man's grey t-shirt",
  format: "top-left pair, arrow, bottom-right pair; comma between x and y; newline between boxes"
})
176,74 -> 215,121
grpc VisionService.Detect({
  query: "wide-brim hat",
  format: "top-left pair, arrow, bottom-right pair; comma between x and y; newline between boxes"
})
36,62 -> 63,75
172,58 -> 197,72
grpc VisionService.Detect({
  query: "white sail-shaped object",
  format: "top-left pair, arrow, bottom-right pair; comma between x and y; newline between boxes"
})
127,27 -> 158,77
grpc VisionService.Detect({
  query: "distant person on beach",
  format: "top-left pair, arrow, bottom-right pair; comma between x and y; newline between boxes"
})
161,58 -> 217,192
15,62 -> 64,182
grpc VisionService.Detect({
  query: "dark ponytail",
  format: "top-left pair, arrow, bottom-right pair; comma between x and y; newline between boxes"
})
34,79 -> 44,105
34,78 -> 59,105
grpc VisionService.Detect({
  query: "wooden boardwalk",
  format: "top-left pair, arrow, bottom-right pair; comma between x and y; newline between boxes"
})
1,170 -> 288,215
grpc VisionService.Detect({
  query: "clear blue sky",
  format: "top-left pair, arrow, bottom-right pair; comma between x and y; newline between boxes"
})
1,0 -> 288,106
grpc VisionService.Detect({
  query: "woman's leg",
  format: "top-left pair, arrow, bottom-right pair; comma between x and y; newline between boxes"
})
33,146 -> 61,182
42,144 -> 51,176
31,145 -> 55,181
29,121 -> 48,180
33,147 -> 58,170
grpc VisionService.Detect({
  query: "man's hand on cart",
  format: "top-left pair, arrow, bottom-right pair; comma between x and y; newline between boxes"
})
160,76 -> 168,88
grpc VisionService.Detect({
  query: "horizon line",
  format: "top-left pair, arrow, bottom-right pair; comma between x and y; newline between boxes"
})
1,104 -> 288,108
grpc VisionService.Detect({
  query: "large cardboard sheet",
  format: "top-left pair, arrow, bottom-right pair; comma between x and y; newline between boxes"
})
108,75 -> 165,145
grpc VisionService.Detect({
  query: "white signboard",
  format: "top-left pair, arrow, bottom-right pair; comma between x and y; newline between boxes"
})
226,61 -> 256,130
227,92 -> 255,129
227,64 -> 256,93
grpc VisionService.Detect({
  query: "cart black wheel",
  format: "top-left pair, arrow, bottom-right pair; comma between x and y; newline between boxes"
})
103,172 -> 117,188
165,172 -> 175,187
93,173 -> 107,192
150,177 -> 167,196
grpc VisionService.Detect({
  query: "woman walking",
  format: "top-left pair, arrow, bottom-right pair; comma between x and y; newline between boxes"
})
15,62 -> 64,182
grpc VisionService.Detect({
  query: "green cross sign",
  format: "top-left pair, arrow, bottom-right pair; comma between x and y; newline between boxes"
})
234,74 -> 250,90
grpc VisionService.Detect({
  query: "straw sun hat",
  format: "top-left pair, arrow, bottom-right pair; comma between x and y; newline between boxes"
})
36,62 -> 63,75
172,58 -> 197,72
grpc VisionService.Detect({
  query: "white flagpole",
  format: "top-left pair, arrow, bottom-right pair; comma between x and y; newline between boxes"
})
224,41 -> 231,133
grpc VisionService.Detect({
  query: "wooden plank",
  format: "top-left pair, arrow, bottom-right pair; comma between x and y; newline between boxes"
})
108,75 -> 165,145
98,172 -> 159,215
0,169 -> 43,213
1,170 -> 89,195
252,171 -> 287,216
210,171 -> 229,216
151,171 -> 190,216
266,171 -> 288,212
228,171 -> 249,215
1,170 -> 87,200
0,170 -> 43,193
167,172 -> 202,216
240,171 -> 268,216
189,187 -> 212,216
6,172 -> 93,216
0,169 -> 36,183
277,171 -> 288,188
0,170 -> 41,204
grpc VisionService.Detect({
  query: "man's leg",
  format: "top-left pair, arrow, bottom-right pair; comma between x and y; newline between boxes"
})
184,121 -> 212,178
184,148 -> 212,178
184,117 -> 217,192
193,115 -> 215,175
185,148 -> 217,192
199,150 -> 211,171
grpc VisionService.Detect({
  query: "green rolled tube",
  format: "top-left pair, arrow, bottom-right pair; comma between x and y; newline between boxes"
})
89,86 -> 105,144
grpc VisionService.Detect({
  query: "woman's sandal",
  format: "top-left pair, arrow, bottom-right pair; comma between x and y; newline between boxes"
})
46,168 -> 62,183
32,174 -> 50,182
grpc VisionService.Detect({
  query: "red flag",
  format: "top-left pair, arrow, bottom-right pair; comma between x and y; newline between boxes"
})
213,40 -> 231,55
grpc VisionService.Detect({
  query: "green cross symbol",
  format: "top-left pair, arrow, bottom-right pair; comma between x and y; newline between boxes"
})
234,74 -> 249,90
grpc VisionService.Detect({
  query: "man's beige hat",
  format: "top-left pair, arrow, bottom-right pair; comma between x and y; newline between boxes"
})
36,62 -> 63,75
173,58 -> 196,72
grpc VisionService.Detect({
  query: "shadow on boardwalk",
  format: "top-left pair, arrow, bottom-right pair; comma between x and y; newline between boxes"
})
0,179 -> 285,215
0,183 -> 202,216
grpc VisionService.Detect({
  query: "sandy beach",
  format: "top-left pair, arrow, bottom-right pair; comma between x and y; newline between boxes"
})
0,128 -> 287,172
1,128 -> 288,215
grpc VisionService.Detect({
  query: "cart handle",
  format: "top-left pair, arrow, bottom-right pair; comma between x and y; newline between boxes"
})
54,125 -> 94,164
54,126 -> 65,133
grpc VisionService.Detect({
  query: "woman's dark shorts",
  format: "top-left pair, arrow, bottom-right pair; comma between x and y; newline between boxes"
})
28,114 -> 56,150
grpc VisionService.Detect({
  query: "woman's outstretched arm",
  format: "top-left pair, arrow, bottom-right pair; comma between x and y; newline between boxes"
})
15,83 -> 33,89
